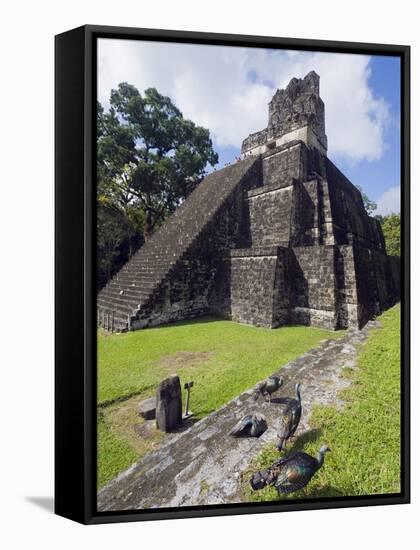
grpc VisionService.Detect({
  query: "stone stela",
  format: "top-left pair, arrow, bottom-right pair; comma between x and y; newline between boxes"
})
155,375 -> 183,432
98,71 -> 400,333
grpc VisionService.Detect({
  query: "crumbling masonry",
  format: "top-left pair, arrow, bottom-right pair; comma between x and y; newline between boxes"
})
98,71 -> 400,332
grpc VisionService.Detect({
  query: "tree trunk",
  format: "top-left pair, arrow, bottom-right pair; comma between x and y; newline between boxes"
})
144,209 -> 153,241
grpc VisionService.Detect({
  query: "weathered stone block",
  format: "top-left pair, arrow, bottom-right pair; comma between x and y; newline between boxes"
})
138,397 -> 156,420
155,375 -> 182,432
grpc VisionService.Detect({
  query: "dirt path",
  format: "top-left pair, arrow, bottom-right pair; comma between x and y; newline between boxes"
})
97,320 -> 379,511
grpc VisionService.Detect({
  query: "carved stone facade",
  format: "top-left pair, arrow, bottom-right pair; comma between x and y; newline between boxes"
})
97,72 -> 399,332
242,71 -> 328,156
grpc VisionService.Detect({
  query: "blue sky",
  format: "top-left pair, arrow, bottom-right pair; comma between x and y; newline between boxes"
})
98,40 -> 401,215
332,55 -> 400,214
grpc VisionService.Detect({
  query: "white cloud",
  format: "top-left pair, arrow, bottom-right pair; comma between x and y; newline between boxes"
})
375,186 -> 401,215
98,39 -> 392,163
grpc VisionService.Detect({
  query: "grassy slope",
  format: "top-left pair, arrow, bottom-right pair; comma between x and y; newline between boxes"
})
243,304 -> 401,501
98,316 -> 340,487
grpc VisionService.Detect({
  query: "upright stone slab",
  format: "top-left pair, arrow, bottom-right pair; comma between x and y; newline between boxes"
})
155,375 -> 182,432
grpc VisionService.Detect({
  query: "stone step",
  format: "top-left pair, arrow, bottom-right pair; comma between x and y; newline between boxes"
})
97,297 -> 143,316
122,258 -> 172,268
98,291 -> 149,308
117,266 -> 168,278
117,265 -> 166,275
110,277 -> 162,289
97,311 -> 129,331
97,158 -> 259,333
102,287 -> 153,301
119,272 -> 166,282
100,286 -> 151,300
126,275 -> 156,283
112,273 -> 165,290
99,322 -> 128,333
117,262 -> 170,274
116,269 -> 166,278
97,299 -> 146,315
132,247 -> 180,257
98,294 -> 143,311
98,315 -> 128,328
114,269 -> 158,279
116,259 -> 174,273
114,246 -> 191,274
97,306 -> 136,322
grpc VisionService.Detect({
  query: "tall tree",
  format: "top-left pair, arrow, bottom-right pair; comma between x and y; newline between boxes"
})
356,185 -> 377,216
97,84 -> 218,241
379,213 -> 401,257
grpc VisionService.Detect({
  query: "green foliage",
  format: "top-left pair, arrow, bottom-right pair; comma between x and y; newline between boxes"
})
97,318 -> 340,487
355,183 -> 400,257
243,304 -> 401,501
378,213 -> 401,257
97,85 -> 218,245
96,205 -> 143,288
356,185 -> 377,215
97,410 -> 138,490
96,86 -> 218,287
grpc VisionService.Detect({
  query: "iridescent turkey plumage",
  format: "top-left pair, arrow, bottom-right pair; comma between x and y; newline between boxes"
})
253,375 -> 283,402
250,445 -> 331,495
277,383 -> 302,451
229,413 -> 268,437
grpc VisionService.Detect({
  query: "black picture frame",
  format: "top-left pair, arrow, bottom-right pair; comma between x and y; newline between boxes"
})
55,24 -> 410,525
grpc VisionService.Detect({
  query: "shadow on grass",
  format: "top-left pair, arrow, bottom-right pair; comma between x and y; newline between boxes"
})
301,485 -> 346,498
137,315 -> 227,331
118,314 -> 342,333
270,484 -> 346,500
284,428 -> 323,453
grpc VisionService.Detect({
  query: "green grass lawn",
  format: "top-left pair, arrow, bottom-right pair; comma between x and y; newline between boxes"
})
243,304 -> 401,501
97,316 -> 341,487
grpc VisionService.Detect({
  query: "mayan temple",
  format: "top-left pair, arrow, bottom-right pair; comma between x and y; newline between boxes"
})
97,71 -> 400,333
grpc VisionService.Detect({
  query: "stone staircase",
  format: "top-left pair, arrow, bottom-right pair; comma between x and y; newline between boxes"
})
97,249 -> 177,332
97,157 -> 259,332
